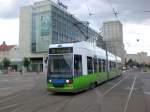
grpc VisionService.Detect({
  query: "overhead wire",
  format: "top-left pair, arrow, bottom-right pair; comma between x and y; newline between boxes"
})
107,0 -> 120,20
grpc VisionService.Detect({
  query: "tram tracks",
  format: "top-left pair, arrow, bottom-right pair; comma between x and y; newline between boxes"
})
38,75 -> 129,112
0,96 -> 72,112
123,76 -> 137,112
0,71 -> 140,112
93,72 -> 138,112
0,80 -> 46,111
0,90 -> 74,112
0,82 -> 75,112
0,74 -> 126,112
43,76 -> 129,112
0,76 -> 77,112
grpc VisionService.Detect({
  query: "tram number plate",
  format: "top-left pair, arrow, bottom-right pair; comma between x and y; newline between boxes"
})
52,79 -> 65,84
52,79 -> 65,87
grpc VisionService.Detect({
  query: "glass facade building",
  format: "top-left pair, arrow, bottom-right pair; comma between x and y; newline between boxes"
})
32,1 -> 103,53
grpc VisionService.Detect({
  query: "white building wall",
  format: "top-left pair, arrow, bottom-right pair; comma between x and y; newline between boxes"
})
19,6 -> 32,58
8,46 -> 22,62
19,3 -> 50,72
0,51 -> 8,62
19,5 -> 48,59
126,52 -> 150,64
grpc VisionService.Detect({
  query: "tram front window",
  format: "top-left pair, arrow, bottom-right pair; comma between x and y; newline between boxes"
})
48,54 -> 73,78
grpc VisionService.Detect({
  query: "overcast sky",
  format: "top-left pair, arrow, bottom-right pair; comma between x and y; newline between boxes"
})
0,0 -> 150,55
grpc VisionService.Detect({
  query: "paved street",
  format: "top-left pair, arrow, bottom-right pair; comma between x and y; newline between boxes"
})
0,70 -> 150,112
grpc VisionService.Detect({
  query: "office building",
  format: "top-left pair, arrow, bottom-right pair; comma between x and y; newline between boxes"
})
19,0 -> 103,72
103,20 -> 126,62
126,52 -> 150,64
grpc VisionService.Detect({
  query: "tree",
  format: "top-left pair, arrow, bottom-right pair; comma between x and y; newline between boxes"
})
2,58 -> 11,70
127,59 -> 139,68
127,59 -> 133,67
23,58 -> 30,72
0,62 -> 2,70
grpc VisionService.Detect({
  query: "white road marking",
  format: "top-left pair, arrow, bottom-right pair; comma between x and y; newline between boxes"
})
0,80 -> 9,82
0,75 -> 18,77
0,87 -> 12,90
95,75 -> 129,112
123,76 -> 137,112
0,104 -> 18,111
10,108 -> 18,112
0,95 -> 18,103
0,78 -> 20,82
7,75 -> 18,77
103,76 -> 128,96
144,91 -> 150,95
125,87 -> 138,91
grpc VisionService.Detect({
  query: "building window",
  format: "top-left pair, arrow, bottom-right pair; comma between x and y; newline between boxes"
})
94,58 -> 98,73
98,59 -> 102,72
40,15 -> 50,36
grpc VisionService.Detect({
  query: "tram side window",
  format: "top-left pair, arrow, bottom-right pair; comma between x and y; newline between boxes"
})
109,61 -> 110,70
109,61 -> 112,70
94,58 -> 97,73
87,57 -> 93,74
113,62 -> 116,68
74,55 -> 82,76
98,59 -> 101,72
114,62 -> 117,68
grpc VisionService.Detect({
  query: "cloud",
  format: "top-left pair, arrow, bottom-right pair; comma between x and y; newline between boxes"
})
1,0 -> 150,23
61,0 -> 150,55
0,18 -> 19,45
123,23 -> 150,55
61,0 -> 150,25
111,0 -> 150,23
0,0 -> 38,19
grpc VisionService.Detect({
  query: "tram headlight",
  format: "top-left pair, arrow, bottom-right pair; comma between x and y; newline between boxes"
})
66,79 -> 69,83
66,79 -> 72,84
49,79 -> 52,83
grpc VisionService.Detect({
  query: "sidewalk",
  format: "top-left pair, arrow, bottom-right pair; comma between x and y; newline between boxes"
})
0,72 -> 46,76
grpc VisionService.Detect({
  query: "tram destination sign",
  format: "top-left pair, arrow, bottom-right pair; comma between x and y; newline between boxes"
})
49,47 -> 73,54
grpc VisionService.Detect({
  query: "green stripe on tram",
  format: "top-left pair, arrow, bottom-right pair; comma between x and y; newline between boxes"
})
47,68 -> 121,92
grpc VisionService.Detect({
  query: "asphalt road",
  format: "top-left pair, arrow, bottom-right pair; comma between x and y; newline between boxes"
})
0,70 -> 150,112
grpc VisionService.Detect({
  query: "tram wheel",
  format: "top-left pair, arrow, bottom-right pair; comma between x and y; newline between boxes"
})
90,83 -> 95,89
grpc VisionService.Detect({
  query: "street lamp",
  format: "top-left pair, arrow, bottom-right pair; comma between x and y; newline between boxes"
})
102,41 -> 109,79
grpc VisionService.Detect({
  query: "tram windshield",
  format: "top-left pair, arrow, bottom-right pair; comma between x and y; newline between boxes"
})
48,54 -> 73,78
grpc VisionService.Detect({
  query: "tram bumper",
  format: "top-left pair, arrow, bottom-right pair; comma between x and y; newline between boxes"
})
47,78 -> 77,93
47,86 -> 76,93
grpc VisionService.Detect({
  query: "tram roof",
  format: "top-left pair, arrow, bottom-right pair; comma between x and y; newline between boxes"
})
49,41 -> 121,62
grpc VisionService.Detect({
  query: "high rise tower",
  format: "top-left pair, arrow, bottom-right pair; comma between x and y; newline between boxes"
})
103,20 -> 126,61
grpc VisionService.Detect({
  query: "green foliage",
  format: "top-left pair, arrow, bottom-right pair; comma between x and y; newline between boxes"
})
126,59 -> 139,68
23,58 -> 30,71
2,58 -> 11,70
126,59 -> 150,68
0,62 -> 2,70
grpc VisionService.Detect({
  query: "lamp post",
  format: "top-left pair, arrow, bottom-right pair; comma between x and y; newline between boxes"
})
103,41 -> 109,79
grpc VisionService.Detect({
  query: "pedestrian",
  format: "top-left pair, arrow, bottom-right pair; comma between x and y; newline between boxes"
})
20,69 -> 23,75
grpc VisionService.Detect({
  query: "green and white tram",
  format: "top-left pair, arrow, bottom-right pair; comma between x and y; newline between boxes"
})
47,41 -> 122,93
